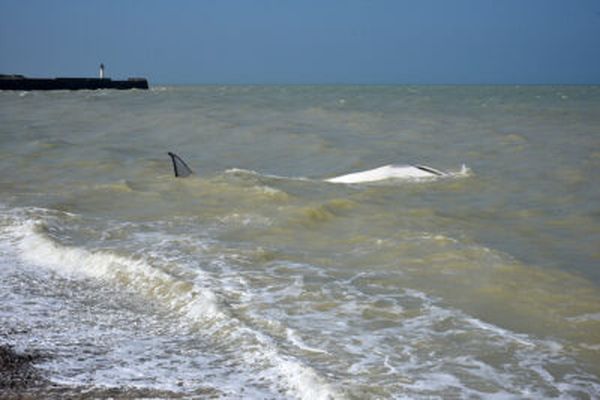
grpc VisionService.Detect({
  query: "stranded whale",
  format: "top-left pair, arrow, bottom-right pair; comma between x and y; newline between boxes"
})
168,152 -> 194,177
167,152 -> 463,183
325,164 -> 445,183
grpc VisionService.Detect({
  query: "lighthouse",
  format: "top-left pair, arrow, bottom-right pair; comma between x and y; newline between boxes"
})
99,63 -> 105,79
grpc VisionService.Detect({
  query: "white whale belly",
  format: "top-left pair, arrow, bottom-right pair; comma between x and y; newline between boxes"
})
326,164 -> 442,184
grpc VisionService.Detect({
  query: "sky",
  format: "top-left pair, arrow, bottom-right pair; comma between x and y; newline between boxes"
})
1,0 -> 599,85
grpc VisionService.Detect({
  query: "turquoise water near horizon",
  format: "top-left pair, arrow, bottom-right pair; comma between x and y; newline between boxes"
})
1,85 -> 599,398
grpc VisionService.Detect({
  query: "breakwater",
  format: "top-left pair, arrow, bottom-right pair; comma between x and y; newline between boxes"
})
0,74 -> 148,91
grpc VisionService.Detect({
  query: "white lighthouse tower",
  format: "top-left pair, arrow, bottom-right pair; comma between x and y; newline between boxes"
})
99,63 -> 105,79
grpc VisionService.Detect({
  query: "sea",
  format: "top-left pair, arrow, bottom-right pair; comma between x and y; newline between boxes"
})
0,85 -> 599,399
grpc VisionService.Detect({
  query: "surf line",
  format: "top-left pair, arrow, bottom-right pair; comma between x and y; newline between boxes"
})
167,152 -> 464,184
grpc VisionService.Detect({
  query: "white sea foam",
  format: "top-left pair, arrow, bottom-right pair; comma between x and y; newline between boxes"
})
566,312 -> 600,322
218,212 -> 273,227
4,210 -> 596,398
1,210 -> 341,400
11,220 -> 224,321
286,328 -> 330,355
465,316 -> 534,347
225,167 -> 310,182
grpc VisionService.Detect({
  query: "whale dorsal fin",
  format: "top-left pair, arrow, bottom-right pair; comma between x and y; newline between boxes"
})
168,152 -> 194,177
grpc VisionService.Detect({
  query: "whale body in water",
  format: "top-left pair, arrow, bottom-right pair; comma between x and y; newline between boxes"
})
325,164 -> 445,183
167,152 -> 465,183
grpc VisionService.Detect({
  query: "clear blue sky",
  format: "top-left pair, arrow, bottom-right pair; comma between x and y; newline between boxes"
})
1,0 -> 599,84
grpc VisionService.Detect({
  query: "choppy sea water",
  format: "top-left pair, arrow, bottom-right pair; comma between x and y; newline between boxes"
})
0,86 -> 599,399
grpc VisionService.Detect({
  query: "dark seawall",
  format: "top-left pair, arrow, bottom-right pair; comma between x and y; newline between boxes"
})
0,75 -> 149,91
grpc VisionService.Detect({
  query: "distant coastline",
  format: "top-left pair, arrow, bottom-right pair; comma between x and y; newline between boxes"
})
0,74 -> 148,91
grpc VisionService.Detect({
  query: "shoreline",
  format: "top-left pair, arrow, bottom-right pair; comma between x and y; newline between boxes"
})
0,344 -> 209,399
0,344 -> 185,400
0,344 -> 49,399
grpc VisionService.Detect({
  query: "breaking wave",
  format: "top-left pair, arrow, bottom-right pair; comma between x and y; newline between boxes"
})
0,208 -> 341,400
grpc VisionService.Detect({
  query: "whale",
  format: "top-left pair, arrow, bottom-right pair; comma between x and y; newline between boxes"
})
325,164 -> 445,183
168,152 -> 194,177
167,152 -> 464,183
